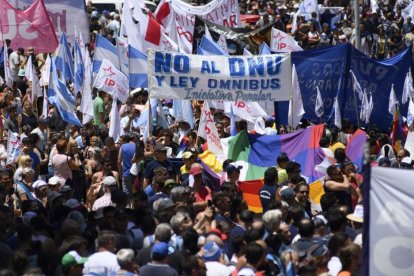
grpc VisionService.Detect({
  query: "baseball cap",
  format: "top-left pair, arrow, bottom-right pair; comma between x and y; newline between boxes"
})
203,242 -> 222,262
154,144 -> 168,152
182,151 -> 194,159
61,251 -> 88,268
38,117 -> 49,125
401,157 -> 413,169
189,166 -> 203,176
152,242 -> 169,259
156,198 -> 175,212
49,176 -> 65,186
22,211 -> 37,225
280,186 -> 295,201
165,179 -> 179,189
102,176 -> 117,186
64,199 -> 81,209
32,180 -> 47,190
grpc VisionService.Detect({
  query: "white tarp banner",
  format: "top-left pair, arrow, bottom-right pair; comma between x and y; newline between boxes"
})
155,0 -> 241,53
148,50 -> 292,102
369,167 -> 414,275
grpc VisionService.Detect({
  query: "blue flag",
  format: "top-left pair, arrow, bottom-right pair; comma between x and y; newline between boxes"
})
55,33 -> 74,82
259,42 -> 272,55
128,45 -> 148,88
48,58 -> 82,126
74,40 -> 85,94
197,35 -> 228,56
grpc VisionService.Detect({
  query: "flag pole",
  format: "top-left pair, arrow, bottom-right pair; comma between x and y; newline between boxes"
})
353,86 -> 360,129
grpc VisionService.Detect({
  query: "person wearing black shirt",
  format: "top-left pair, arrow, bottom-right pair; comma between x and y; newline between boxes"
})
259,167 -> 278,213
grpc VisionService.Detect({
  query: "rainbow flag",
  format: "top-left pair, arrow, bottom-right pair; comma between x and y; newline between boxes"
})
223,125 -> 325,182
391,108 -> 408,152
346,129 -> 367,172
239,179 -> 264,213
309,178 -> 325,211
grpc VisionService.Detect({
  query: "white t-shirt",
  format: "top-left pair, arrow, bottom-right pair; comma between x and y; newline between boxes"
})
328,256 -> 342,276
31,128 -> 47,152
205,261 -> 233,276
83,251 -> 120,274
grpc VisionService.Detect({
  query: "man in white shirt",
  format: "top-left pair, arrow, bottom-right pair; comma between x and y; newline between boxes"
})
9,48 -> 24,81
31,117 -> 48,152
203,242 -> 233,276
83,231 -> 120,274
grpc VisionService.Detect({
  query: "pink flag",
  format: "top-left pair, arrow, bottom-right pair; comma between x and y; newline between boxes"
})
0,0 -> 58,53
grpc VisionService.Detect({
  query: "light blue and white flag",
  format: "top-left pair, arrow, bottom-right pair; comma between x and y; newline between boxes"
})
259,42 -> 272,55
93,34 -> 119,73
173,99 -> 194,128
128,45 -> 148,88
55,33 -> 74,82
80,49 -> 94,124
48,59 -> 82,126
74,40 -> 85,94
197,35 -> 228,56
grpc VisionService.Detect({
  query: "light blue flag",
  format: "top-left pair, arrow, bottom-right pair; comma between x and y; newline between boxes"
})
55,33 -> 74,82
93,34 -> 119,73
48,59 -> 82,127
230,104 -> 237,136
128,45 -> 148,88
74,40 -> 85,94
259,42 -> 272,55
173,99 -> 194,128
197,35 -> 228,56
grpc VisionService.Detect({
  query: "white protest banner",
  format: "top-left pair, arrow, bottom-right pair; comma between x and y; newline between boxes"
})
270,27 -> 303,52
369,167 -> 414,275
94,59 -> 129,104
198,101 -> 224,161
155,0 -> 241,53
224,101 -> 267,123
13,0 -> 90,44
148,50 -> 292,102
7,130 -> 21,165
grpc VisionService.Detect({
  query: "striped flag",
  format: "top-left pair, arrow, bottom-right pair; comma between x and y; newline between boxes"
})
239,179 -> 264,213
55,33 -> 74,82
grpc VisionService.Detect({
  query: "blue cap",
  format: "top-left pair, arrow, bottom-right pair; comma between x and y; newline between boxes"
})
202,242 -> 222,262
152,242 -> 169,259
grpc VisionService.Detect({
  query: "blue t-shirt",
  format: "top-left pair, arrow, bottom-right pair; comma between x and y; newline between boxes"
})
121,143 -> 136,177
143,159 -> 175,180
259,184 -> 277,213
29,151 -> 40,170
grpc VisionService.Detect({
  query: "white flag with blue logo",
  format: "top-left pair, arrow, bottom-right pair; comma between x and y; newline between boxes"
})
80,49 -> 94,125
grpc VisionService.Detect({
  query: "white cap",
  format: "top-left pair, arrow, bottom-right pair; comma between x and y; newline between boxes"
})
102,176 -> 117,186
33,180 -> 47,189
49,176 -> 65,186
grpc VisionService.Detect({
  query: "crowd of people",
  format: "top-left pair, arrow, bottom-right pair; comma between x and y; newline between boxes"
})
0,0 -> 413,275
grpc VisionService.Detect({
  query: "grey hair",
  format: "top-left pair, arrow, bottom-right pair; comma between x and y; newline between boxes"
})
262,209 -> 283,232
170,186 -> 186,202
117,248 -> 135,268
154,223 -> 172,242
170,212 -> 187,232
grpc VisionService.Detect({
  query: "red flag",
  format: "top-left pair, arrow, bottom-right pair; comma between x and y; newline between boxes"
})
145,13 -> 162,46
155,1 -> 170,25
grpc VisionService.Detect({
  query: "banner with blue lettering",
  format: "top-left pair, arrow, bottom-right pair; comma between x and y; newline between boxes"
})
148,50 -> 292,102
292,44 -> 411,130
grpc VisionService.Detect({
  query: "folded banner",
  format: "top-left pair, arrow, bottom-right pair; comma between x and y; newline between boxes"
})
368,167 -> 414,275
94,59 -> 129,104
0,0 -> 58,53
193,16 -> 272,55
14,0 -> 89,44
148,50 -> 292,101
155,0 -> 241,53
